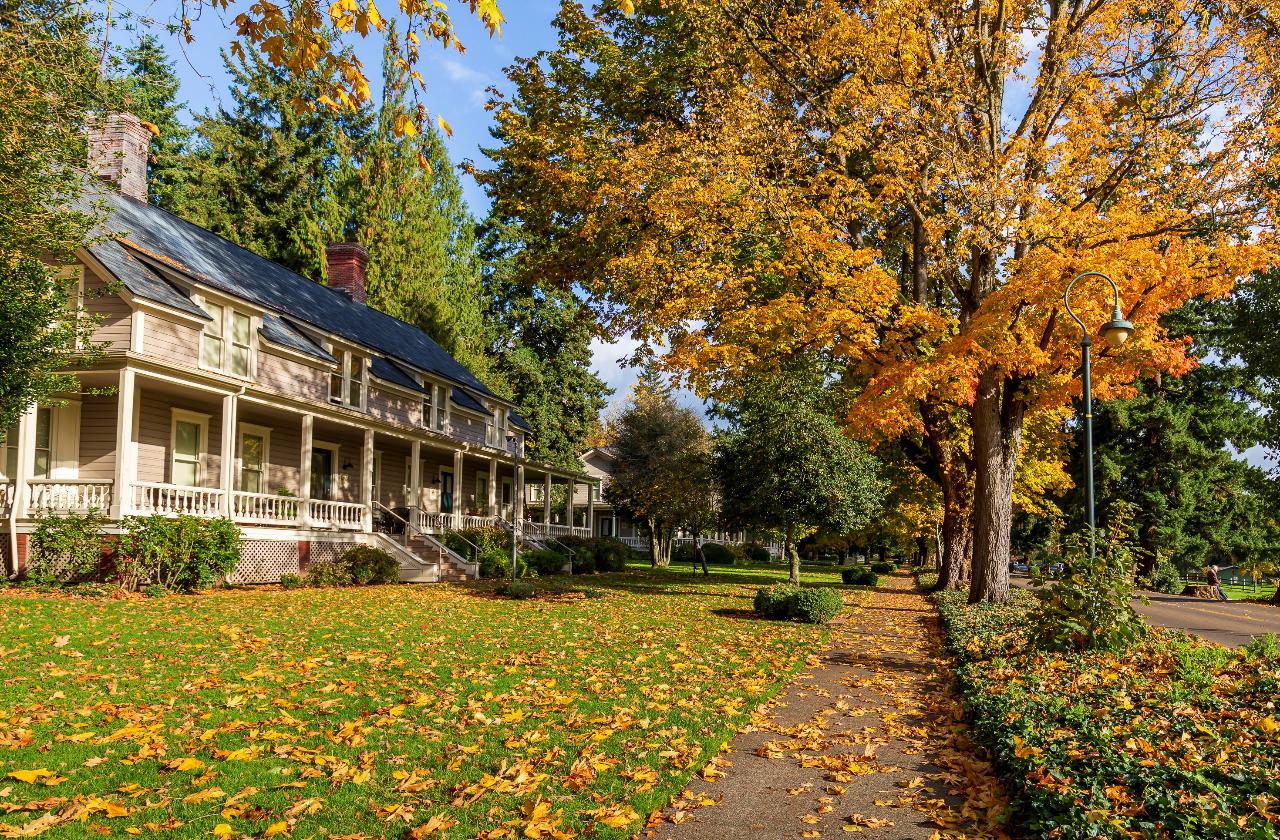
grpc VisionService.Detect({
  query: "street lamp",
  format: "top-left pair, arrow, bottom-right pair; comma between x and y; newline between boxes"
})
1063,271 -> 1134,563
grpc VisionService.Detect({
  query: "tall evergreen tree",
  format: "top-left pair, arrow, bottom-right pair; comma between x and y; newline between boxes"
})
479,221 -> 610,468
116,34 -> 191,210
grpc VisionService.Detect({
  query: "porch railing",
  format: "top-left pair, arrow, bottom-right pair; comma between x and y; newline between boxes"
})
411,509 -> 452,534
232,491 -> 302,526
26,479 -> 114,514
0,481 -> 12,516
133,482 -> 225,517
460,514 -> 499,531
306,499 -> 365,531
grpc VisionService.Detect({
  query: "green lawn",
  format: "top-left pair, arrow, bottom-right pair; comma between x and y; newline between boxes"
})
1177,577 -> 1278,601
0,562 -> 855,838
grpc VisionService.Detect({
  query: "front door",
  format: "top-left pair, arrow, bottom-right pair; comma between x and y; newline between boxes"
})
501,477 -> 513,521
311,449 -> 333,500
440,469 -> 455,514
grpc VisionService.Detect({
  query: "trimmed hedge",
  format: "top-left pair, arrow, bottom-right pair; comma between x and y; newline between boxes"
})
523,548 -> 568,576
753,584 -> 843,624
841,566 -> 878,586
478,548 -> 525,579
303,545 -> 398,586
935,590 -> 1280,838
869,560 -> 896,574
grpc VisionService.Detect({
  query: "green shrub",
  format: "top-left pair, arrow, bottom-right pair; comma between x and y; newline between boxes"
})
545,578 -> 572,595
1143,559 -> 1183,594
701,542 -> 746,565
304,556 -> 352,587
582,588 -> 605,599
141,584 -> 168,598
743,543 -> 771,564
842,566 -> 878,586
279,573 -> 302,589
754,584 -> 842,623
117,515 -> 240,592
591,538 -> 630,572
754,584 -> 798,619
672,542 -> 696,564
869,561 -> 895,574
790,587 -> 843,623
523,548 -> 568,576
499,580 -> 537,599
478,546 -> 525,579
342,545 -> 398,585
444,526 -> 511,560
27,510 -> 109,585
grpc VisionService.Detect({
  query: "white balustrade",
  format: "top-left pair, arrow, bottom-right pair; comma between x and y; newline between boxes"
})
306,499 -> 365,530
460,514 -> 498,531
232,491 -> 302,525
0,482 -> 13,516
133,482 -> 225,517
26,480 -> 114,514
411,508 -> 453,533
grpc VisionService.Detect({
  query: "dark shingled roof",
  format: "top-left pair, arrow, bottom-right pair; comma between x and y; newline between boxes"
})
509,411 -> 533,433
259,314 -> 335,363
451,387 -> 488,415
371,356 -> 425,393
82,187 -> 499,400
88,239 -> 210,319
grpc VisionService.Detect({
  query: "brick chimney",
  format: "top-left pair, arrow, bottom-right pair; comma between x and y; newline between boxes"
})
326,243 -> 369,304
87,113 -> 153,202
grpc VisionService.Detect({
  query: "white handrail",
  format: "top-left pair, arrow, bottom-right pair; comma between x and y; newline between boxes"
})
133,481 -> 224,517
459,514 -> 498,531
25,479 -> 114,515
411,508 -> 452,533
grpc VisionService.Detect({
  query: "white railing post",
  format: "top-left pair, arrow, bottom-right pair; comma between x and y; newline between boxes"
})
452,449 -> 464,530
565,477 -> 574,533
487,456 -> 498,518
409,440 -> 421,515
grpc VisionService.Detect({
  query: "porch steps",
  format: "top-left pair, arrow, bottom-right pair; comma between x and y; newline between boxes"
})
398,535 -> 473,583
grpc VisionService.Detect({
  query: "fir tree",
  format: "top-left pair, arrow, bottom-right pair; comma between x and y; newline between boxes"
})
117,34 -> 192,210
479,221 -> 610,469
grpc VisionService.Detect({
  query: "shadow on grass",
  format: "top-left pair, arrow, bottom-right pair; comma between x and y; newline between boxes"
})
709,607 -> 762,621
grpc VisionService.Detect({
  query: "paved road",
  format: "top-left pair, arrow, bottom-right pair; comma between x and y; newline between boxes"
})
1012,576 -> 1279,648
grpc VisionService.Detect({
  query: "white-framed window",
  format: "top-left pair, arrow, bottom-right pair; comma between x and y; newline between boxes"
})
170,409 -> 209,487
599,517 -> 615,538
328,350 -> 367,410
422,383 -> 449,432
528,483 -> 544,503
238,423 -> 272,494
488,406 -> 508,447
32,407 -> 52,479
476,472 -> 490,515
200,301 -> 255,378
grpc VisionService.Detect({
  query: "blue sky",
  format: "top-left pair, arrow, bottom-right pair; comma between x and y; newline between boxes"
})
108,0 -> 659,413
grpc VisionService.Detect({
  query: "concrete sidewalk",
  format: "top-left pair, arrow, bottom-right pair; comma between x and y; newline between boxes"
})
645,575 -> 1010,840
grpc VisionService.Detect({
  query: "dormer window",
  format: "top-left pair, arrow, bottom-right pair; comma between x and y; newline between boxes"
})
200,303 -> 254,378
422,383 -> 449,432
488,406 -> 508,447
329,349 -> 367,410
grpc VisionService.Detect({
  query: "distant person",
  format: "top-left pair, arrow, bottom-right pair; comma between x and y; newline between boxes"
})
1206,565 -> 1229,601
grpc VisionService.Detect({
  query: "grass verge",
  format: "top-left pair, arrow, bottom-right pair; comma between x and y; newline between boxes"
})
0,563 -> 861,838
934,589 -> 1280,839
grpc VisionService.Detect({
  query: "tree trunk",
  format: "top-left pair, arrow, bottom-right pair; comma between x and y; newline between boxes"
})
692,529 -> 708,575
939,488 -> 973,591
785,522 -> 799,585
969,369 -> 1025,604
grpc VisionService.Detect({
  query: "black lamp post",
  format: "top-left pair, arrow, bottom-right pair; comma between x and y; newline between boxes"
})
1063,271 -> 1134,563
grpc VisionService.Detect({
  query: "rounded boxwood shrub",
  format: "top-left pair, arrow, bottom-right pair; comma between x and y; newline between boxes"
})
27,510 -> 109,585
523,548 -> 568,576
592,538 -> 630,572
499,580 -> 537,599
478,547 -> 525,579
743,543 -> 771,564
342,545 -> 399,584
842,566 -> 878,586
790,587 -> 843,623
701,542 -> 746,566
754,584 -> 800,619
870,561 -> 896,574
672,542 -> 697,564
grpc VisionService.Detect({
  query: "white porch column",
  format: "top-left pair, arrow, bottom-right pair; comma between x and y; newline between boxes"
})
452,449 -> 464,529
219,393 -> 238,518
565,478 -> 575,531
587,481 -> 596,536
298,414 -> 313,527
543,472 -> 552,524
110,369 -> 135,519
12,407 -> 37,520
361,429 -> 375,531
409,440 -> 421,516
487,456 -> 498,519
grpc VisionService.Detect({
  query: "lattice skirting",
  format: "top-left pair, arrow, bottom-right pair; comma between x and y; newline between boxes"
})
0,539 -> 10,575
230,540 -> 301,584
308,541 -> 354,568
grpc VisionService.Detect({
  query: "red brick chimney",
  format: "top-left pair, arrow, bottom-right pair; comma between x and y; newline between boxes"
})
326,243 -> 369,304
87,113 -> 153,202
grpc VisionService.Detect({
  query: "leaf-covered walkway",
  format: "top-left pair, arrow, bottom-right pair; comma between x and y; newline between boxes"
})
647,574 -> 1010,839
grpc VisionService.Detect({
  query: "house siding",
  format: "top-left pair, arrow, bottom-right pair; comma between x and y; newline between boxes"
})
144,315 -> 202,369
258,351 -> 330,404
78,395 -> 117,480
136,391 -> 222,487
368,385 -> 419,427
84,267 -> 132,353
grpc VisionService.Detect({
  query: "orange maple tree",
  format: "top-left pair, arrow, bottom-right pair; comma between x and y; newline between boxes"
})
480,0 -> 1280,601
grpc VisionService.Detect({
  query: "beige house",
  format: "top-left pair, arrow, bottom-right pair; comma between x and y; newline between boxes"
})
1,114 -> 603,583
